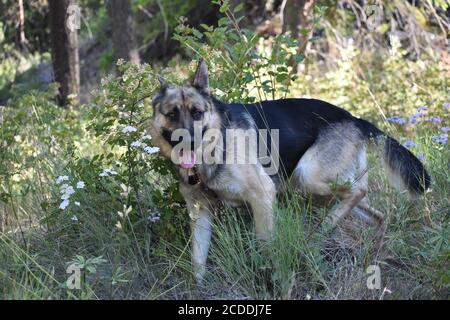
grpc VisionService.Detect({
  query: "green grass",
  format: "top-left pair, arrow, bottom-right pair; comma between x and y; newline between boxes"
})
0,121 -> 448,300
0,46 -> 448,300
187,141 -> 449,299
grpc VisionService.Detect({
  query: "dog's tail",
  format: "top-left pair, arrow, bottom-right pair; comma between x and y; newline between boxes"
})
355,118 -> 431,199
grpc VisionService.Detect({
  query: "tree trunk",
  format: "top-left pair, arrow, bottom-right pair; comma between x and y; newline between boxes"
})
282,0 -> 315,41
229,0 -> 267,27
282,0 -> 315,70
106,0 -> 140,65
282,0 -> 303,41
48,0 -> 80,106
16,0 -> 27,51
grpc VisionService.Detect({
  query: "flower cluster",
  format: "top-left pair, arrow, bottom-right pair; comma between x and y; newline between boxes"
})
122,125 -> 137,134
403,139 -> 419,149
99,168 -> 118,177
56,175 -> 69,184
147,211 -> 161,223
427,116 -> 442,124
386,102 -> 448,164
55,176 -> 85,210
417,105 -> 428,112
387,116 -> 407,124
431,134 -> 448,145
387,102 -> 448,148
410,111 -> 427,125
144,146 -> 160,154
129,134 -> 160,154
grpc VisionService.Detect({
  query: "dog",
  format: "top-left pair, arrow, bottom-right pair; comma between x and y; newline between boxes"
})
149,59 -> 431,283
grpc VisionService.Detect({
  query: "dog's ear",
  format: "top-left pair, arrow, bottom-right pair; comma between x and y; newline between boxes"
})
153,75 -> 168,109
192,58 -> 210,95
157,74 -> 168,92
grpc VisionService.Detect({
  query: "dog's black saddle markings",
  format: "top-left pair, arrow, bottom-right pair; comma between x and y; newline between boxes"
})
213,97 -> 358,179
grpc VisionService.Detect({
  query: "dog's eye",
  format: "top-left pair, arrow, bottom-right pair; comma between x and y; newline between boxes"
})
166,110 -> 178,120
191,109 -> 204,120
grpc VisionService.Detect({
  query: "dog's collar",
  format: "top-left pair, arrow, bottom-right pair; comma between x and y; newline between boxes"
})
185,166 -> 219,200
187,166 -> 201,185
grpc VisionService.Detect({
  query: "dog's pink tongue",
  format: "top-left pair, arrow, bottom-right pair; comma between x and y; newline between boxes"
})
179,150 -> 196,169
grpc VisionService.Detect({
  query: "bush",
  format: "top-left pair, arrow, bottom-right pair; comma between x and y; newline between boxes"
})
0,0 -> 448,299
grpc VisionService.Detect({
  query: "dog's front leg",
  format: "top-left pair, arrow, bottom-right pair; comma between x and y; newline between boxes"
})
249,197 -> 274,240
189,205 -> 212,284
247,175 -> 276,240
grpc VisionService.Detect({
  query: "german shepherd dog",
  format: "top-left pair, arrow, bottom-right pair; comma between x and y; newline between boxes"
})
149,59 -> 430,283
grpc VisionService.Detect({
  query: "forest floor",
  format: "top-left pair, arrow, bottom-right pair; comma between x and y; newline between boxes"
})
0,36 -> 449,299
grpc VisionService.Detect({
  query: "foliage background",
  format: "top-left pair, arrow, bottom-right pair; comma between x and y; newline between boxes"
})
0,0 -> 449,299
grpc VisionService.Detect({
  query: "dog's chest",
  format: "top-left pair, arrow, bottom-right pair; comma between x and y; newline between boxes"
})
205,177 -> 246,207
216,182 -> 243,200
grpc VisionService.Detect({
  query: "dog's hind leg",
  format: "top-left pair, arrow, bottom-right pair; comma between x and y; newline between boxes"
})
293,122 -> 369,229
327,188 -> 367,227
357,197 -> 385,222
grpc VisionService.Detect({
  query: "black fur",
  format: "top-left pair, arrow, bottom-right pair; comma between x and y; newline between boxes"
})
356,118 -> 431,194
212,97 -> 431,194
214,98 -> 356,178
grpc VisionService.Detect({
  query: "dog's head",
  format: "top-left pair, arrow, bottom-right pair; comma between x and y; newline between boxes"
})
149,59 -> 222,170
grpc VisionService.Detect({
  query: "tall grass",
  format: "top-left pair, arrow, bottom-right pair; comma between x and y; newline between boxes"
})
0,32 -> 448,299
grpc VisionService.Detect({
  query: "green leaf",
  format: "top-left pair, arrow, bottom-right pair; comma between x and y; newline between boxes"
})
233,3 -> 244,13
192,29 -> 203,39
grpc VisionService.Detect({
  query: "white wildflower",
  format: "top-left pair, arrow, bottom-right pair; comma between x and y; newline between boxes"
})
130,141 -> 142,148
61,193 -> 71,200
71,215 -> 78,222
118,205 -> 132,219
122,125 -> 137,134
76,181 -> 85,189
144,146 -> 160,154
120,184 -> 131,198
75,201 -> 81,206
140,135 -> 152,141
99,168 -> 118,177
56,175 -> 69,184
105,168 -> 118,175
65,186 -> 75,195
61,185 -> 75,200
59,199 -> 70,210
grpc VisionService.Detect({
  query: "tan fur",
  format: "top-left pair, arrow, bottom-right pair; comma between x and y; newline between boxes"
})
150,62 -> 386,283
293,122 -> 380,228
149,86 -> 222,163
151,77 -> 280,283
